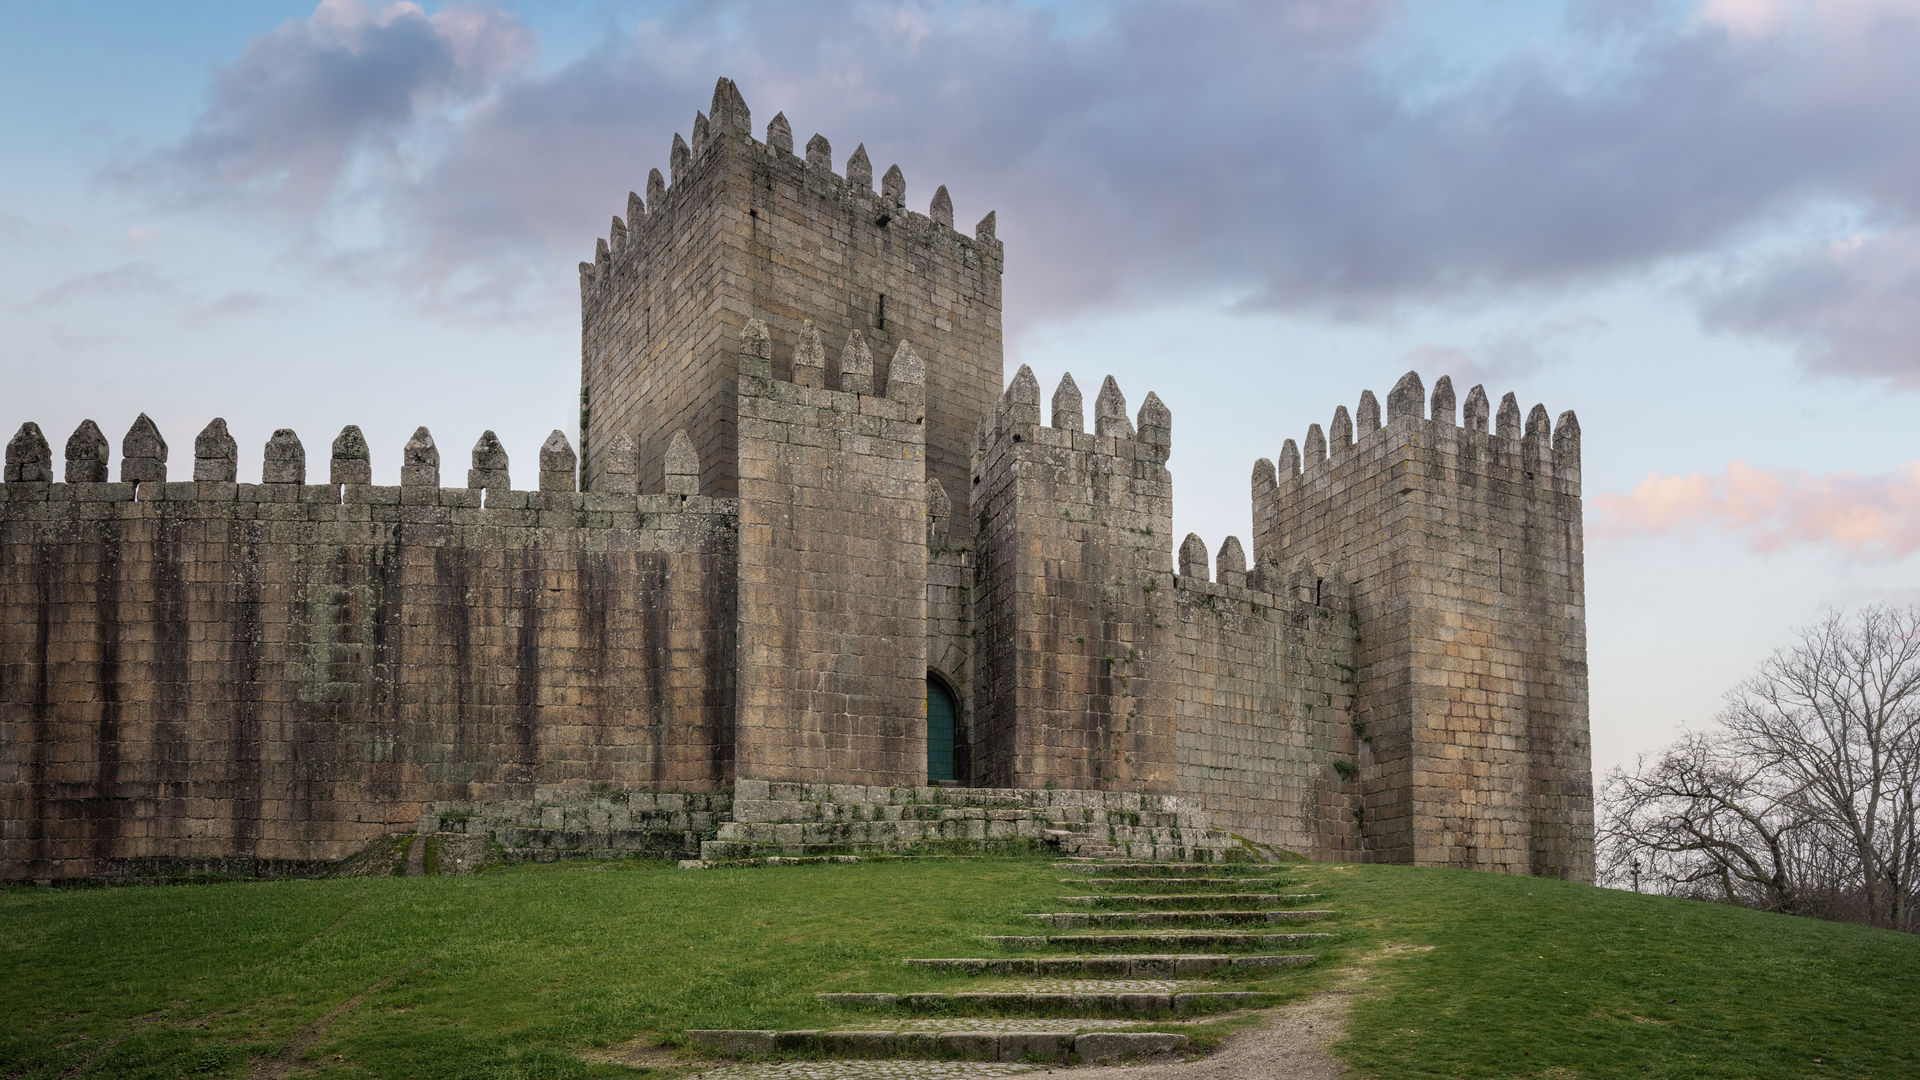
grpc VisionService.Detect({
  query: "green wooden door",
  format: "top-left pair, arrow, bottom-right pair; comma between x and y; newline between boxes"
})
926,677 -> 957,782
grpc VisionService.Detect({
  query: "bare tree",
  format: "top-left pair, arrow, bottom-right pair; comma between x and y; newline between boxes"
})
1603,605 -> 1920,932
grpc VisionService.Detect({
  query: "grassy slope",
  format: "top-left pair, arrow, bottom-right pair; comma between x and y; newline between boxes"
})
0,858 -> 1913,1079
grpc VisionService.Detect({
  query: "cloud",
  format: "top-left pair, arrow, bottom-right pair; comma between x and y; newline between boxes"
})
112,0 -> 1920,356
1402,314 -> 1606,386
1593,460 -> 1920,559
28,262 -> 181,309
115,0 -> 533,214
1699,226 -> 1920,387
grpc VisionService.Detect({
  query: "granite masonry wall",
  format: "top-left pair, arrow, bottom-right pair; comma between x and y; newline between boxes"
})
0,420 -> 736,882
970,368 -> 1179,793
733,320 -> 931,786
580,78 -> 1004,519
1252,373 -> 1592,879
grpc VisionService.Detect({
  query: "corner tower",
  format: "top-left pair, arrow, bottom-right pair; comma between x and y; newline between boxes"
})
579,77 -> 1005,518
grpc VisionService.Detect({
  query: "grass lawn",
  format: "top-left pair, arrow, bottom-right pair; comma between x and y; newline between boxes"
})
1,856 -> 1915,1078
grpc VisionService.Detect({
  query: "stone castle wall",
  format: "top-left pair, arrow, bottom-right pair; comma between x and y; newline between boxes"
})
733,322 -> 930,786
0,421 -> 735,882
580,79 -> 1004,520
1253,373 -> 1592,878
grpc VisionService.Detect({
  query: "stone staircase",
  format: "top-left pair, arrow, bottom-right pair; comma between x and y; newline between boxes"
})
689,782 -> 1236,867
684,857 -> 1336,1076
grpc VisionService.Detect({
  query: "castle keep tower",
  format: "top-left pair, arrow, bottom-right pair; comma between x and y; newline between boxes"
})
579,78 -> 1004,519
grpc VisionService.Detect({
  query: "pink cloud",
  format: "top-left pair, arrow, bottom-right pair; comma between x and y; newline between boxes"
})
1593,460 -> 1920,559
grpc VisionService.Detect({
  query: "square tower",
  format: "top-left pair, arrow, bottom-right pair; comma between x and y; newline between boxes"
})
579,78 -> 1005,518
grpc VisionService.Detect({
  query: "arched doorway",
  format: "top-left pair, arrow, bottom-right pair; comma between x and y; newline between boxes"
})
926,674 -> 959,782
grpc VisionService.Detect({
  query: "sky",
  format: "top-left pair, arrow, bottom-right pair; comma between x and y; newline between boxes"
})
1,0 -> 1916,783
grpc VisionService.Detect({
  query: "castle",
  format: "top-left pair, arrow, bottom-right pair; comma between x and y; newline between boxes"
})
0,79 -> 1593,883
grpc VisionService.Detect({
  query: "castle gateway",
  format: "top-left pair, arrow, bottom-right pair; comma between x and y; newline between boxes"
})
0,79 -> 1593,882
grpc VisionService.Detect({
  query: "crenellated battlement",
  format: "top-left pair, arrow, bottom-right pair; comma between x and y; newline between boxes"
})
580,79 -> 998,300
2,415 -> 726,517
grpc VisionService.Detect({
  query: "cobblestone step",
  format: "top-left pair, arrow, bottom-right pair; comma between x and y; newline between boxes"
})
1057,893 -> 1321,909
985,931 -> 1334,951
816,990 -> 1276,1017
902,954 -> 1314,976
686,1029 -> 1187,1063
690,1060 -> 1043,1080
1024,909 -> 1333,927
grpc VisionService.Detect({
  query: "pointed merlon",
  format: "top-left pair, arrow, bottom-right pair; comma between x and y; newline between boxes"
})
64,420 -> 109,483
1553,410 -> 1581,464
5,422 -> 52,484
1387,371 -> 1425,424
1430,375 -> 1457,426
805,133 -> 831,170
1525,403 -> 1552,444
1464,384 -> 1490,434
975,211 -> 996,242
1216,536 -> 1247,588
692,110 -> 710,157
1094,375 -> 1133,439
1304,423 -> 1326,469
647,167 -> 667,208
670,133 -> 690,186
1178,533 -> 1209,580
1289,556 -> 1319,605
793,320 -> 827,388
766,111 -> 793,155
847,144 -> 873,190
600,432 -> 636,495
401,426 -> 439,487
930,185 -> 954,228
1496,392 -> 1522,440
1051,373 -> 1083,433
664,429 -> 699,495
627,190 -> 645,224
579,261 -> 595,289
739,317 -> 773,379
609,215 -> 627,257
330,425 -> 370,485
1330,406 -> 1353,455
1277,438 -> 1301,479
1251,457 -> 1277,505
1004,364 -> 1042,429
196,418 -> 239,482
881,163 -> 906,207
1356,390 -> 1381,436
539,430 -> 576,492
710,75 -> 749,137
595,237 -> 610,268
467,430 -> 509,491
263,429 -> 306,484
120,413 -> 168,484
1137,391 -> 1171,463
840,328 -> 875,394
887,340 -> 925,405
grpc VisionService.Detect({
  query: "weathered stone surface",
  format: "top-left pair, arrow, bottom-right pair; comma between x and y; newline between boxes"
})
1050,374 -> 1083,433
5,422 -> 52,483
540,430 -> 576,492
263,429 -> 305,484
401,426 -> 439,487
765,111 -> 793,155
330,425 -> 370,485
64,420 -> 109,483
468,430 -> 509,492
120,413 -> 167,484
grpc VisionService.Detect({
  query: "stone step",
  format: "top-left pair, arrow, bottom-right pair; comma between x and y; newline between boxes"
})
1053,862 -> 1262,877
1024,910 -> 1334,928
685,1029 -> 1187,1064
1057,893 -> 1320,909
816,991 -> 1276,1017
902,954 -> 1314,976
985,931 -> 1334,951
1063,877 -> 1290,889
686,1061 -> 1043,1080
